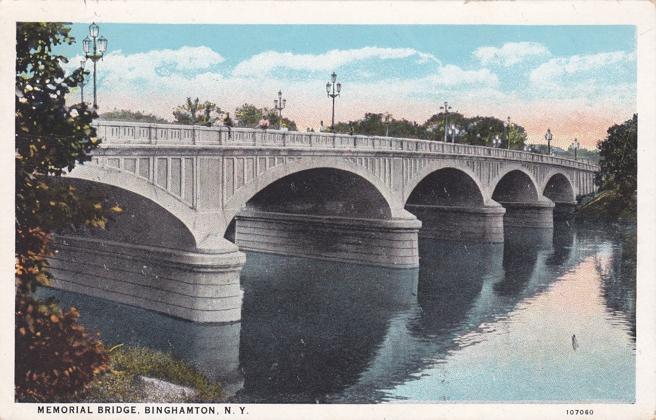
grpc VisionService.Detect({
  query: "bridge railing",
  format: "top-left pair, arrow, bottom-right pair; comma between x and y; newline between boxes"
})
94,120 -> 599,171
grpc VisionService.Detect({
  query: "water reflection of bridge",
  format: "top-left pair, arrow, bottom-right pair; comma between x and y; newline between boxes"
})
43,223 -> 620,402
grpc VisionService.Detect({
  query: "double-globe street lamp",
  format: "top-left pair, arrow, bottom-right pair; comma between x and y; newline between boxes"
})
493,135 -> 502,148
384,113 -> 392,137
571,137 -> 580,160
545,128 -> 553,155
274,90 -> 286,129
440,101 -> 452,143
326,72 -> 342,131
505,116 -> 512,149
82,22 -> 108,109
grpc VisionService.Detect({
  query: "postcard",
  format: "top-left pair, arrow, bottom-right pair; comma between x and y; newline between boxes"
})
1,1 -> 655,419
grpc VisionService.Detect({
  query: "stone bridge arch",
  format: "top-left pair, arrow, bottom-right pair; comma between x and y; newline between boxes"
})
228,156 -> 420,269
541,170 -> 577,202
65,164 -> 227,251
403,160 -> 492,205
541,170 -> 577,219
490,164 -> 543,203
56,165 -> 245,324
223,156 -> 409,227
403,164 -> 505,242
491,164 -> 554,229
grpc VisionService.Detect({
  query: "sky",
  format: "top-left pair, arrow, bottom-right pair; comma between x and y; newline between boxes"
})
61,24 -> 636,149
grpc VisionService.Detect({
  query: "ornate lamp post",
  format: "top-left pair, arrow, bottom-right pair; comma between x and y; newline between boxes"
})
493,134 -> 502,148
440,101 -> 452,142
79,59 -> 87,104
82,22 -> 108,109
326,72 -> 341,131
571,137 -> 580,160
384,113 -> 391,137
545,128 -> 553,155
524,143 -> 533,153
274,90 -> 286,129
505,116 -> 512,149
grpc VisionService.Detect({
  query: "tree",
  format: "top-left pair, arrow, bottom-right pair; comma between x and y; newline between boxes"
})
234,103 -> 262,128
235,103 -> 297,130
16,22 -> 117,401
578,115 -> 637,221
597,114 -> 637,198
100,109 -> 168,124
172,97 -> 221,126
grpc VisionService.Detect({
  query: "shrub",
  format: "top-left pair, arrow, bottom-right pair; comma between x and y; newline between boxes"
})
15,294 -> 109,402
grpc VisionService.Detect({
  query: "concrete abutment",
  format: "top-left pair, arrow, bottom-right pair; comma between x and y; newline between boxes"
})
49,235 -> 245,323
405,204 -> 506,242
234,209 -> 421,268
498,201 -> 555,229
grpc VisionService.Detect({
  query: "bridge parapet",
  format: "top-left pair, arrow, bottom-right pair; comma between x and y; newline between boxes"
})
94,120 -> 598,172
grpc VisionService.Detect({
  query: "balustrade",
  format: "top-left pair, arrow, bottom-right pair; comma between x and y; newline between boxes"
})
93,120 -> 598,171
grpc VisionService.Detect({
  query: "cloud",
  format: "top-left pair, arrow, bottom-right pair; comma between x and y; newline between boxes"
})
65,44 -> 634,147
430,64 -> 499,87
70,46 -> 225,83
529,51 -> 635,86
473,42 -> 550,67
232,47 -> 439,77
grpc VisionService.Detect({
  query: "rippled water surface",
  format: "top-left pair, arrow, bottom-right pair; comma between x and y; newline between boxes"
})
43,223 -> 636,403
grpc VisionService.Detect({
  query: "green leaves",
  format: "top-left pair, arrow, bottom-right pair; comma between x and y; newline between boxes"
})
15,23 -> 114,401
597,114 -> 637,196
173,97 -> 222,126
332,112 -> 528,149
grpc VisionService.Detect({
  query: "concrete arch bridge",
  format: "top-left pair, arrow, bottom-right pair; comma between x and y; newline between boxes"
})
49,121 -> 597,323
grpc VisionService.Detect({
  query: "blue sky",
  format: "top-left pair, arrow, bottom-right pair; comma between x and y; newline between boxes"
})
62,24 -> 636,147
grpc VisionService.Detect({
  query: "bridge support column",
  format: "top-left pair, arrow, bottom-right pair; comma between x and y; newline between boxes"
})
235,209 -> 421,268
48,235 -> 245,323
405,204 -> 505,242
553,201 -> 577,220
498,200 -> 555,229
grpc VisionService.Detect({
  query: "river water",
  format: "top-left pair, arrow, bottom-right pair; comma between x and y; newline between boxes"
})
42,222 -> 636,403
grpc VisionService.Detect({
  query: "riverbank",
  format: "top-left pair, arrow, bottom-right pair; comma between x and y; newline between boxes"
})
575,189 -> 636,224
80,345 -> 224,403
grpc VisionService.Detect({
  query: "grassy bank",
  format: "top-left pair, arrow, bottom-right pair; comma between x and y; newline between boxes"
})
81,345 -> 224,403
576,189 -> 636,224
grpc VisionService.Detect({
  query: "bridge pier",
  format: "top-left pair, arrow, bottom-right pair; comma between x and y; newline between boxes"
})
49,235 -> 245,323
234,209 -> 421,268
497,201 -> 555,229
553,201 -> 577,220
405,204 -> 505,242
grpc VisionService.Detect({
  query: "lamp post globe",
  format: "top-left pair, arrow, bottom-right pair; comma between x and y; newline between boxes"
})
82,22 -> 108,109
440,101 -> 452,142
572,138 -> 580,160
326,72 -> 342,131
545,128 -> 553,155
274,90 -> 286,129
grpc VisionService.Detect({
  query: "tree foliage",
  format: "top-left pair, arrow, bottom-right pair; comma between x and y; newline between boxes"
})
16,22 -> 115,401
597,114 -> 637,197
234,103 -> 297,130
15,295 -> 108,401
172,97 -> 222,126
332,112 -> 528,149
100,109 -> 168,124
578,115 -> 637,222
